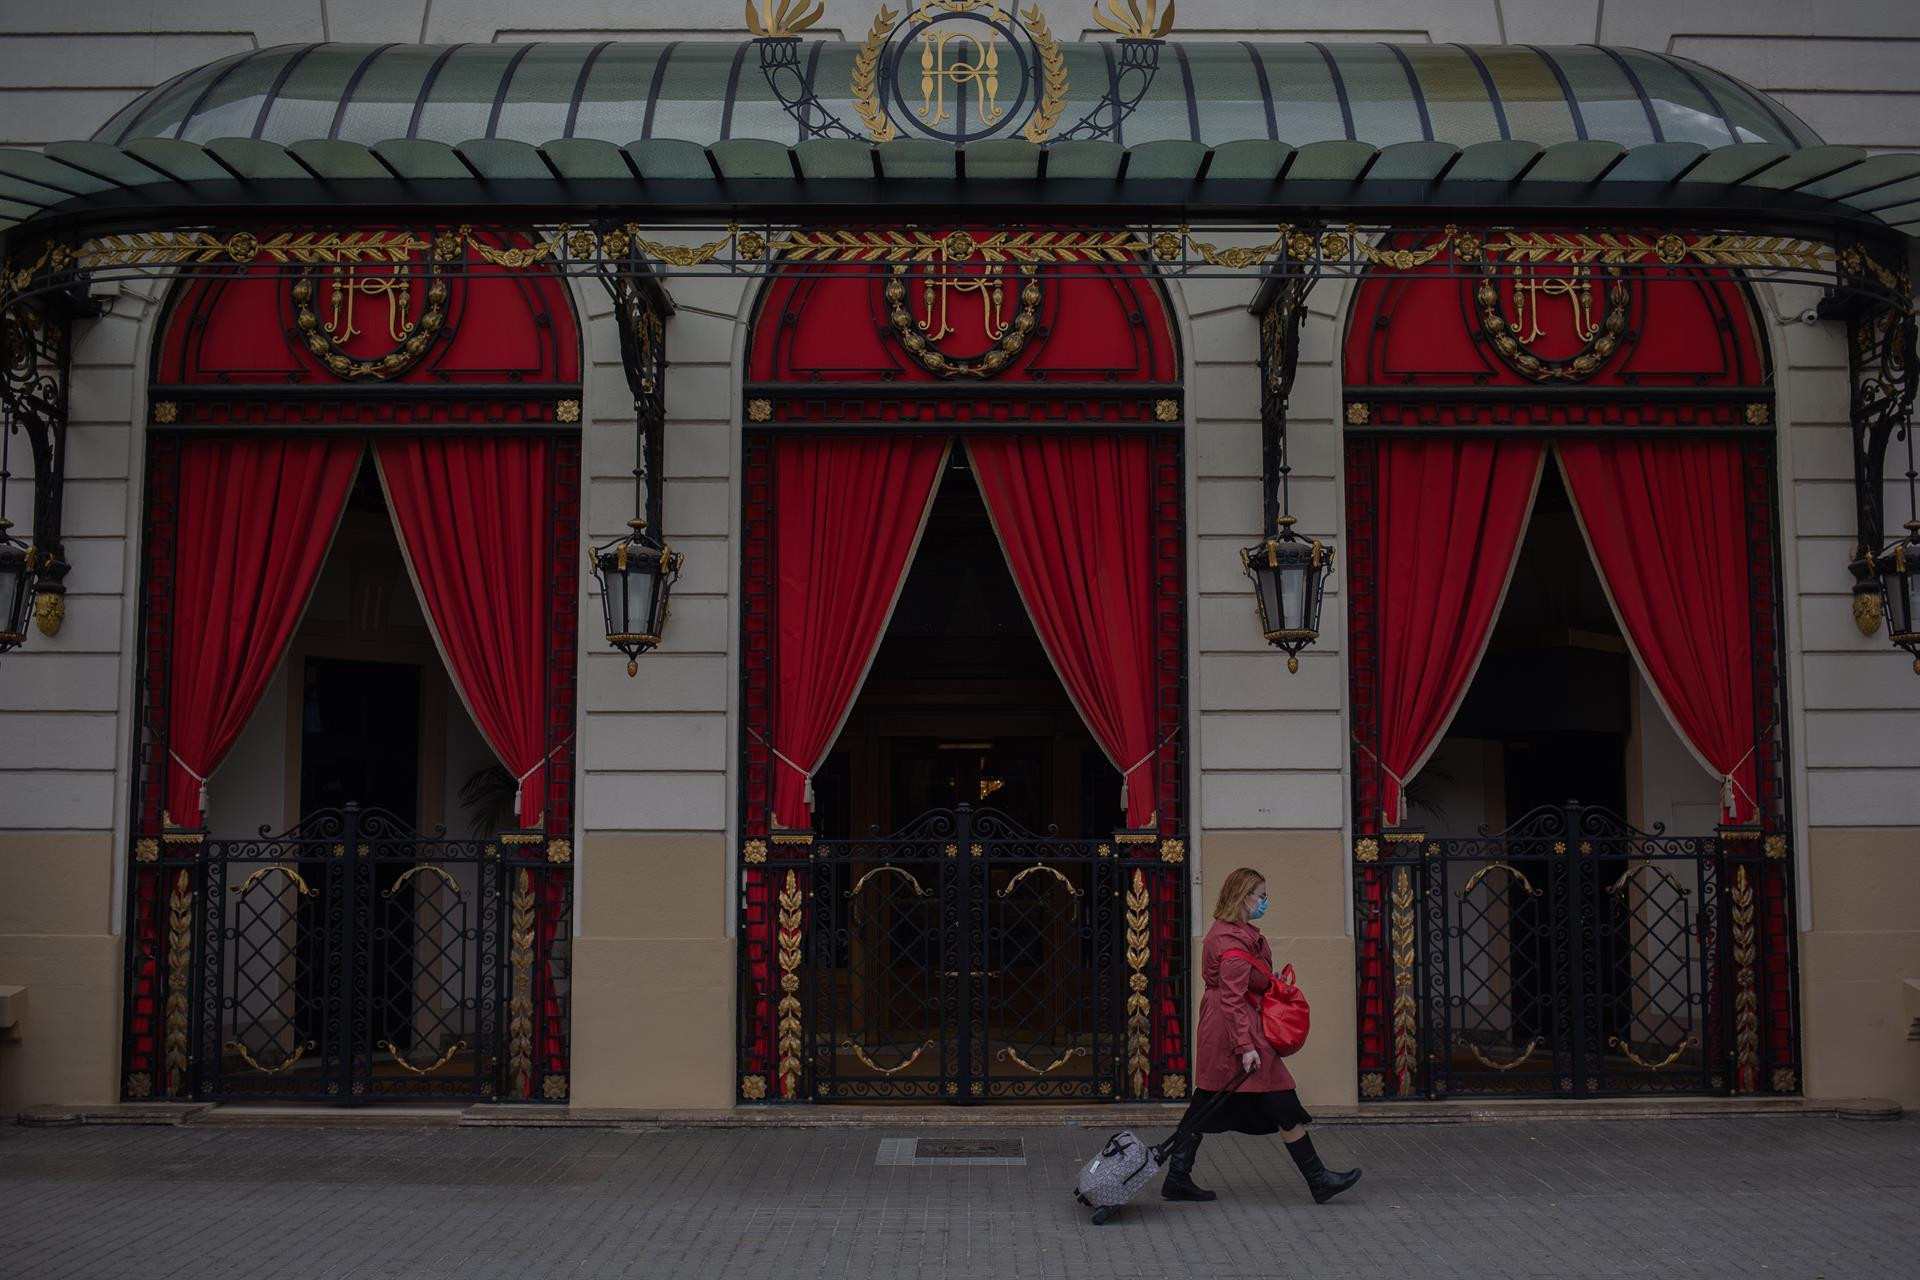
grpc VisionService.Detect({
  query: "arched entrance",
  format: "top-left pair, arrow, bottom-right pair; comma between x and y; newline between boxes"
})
1339,236 -> 1800,1100
734,234 -> 1190,1103
120,236 -> 582,1104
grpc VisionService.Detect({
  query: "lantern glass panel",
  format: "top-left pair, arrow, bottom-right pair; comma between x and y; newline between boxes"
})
1891,558 -> 1920,640
598,554 -> 630,635
1253,566 -> 1282,634
626,567 -> 660,637
1279,561 -> 1309,632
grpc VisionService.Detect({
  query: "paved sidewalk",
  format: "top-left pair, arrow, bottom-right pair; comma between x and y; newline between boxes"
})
4,1114 -> 1916,1279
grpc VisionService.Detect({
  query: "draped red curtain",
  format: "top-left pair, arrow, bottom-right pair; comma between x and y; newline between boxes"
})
165,438 -> 362,827
966,435 -> 1158,829
771,436 -> 949,829
1375,438 -> 1545,827
1558,439 -> 1758,823
375,436 -> 553,827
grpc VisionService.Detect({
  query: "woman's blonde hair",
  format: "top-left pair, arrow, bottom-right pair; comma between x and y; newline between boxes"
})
1213,867 -> 1266,923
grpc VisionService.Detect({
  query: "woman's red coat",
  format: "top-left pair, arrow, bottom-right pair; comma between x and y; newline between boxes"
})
1194,918 -> 1298,1093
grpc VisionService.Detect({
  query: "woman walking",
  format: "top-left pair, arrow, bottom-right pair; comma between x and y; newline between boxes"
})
1162,866 -> 1362,1205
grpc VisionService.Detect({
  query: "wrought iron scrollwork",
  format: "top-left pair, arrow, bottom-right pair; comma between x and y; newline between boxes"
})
1837,248 -> 1919,613
753,37 -> 863,141
1258,274 -> 1314,534
0,294 -> 79,634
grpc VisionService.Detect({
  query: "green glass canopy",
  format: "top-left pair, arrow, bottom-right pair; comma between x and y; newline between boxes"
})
96,41 -> 1816,151
0,40 -> 1914,250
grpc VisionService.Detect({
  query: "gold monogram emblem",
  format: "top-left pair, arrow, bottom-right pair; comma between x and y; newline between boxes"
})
916,232 -> 1010,342
917,27 -> 1003,128
322,266 -> 418,344
1511,265 -> 1600,345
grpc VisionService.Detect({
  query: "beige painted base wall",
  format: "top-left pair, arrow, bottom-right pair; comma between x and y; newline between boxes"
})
1800,828 -> 1920,1109
569,832 -> 735,1108
1197,832 -> 1357,1109
0,832 -> 122,1115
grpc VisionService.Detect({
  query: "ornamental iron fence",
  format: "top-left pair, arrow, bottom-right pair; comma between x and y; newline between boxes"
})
740,804 -> 1190,1103
1354,803 -> 1799,1101
121,804 -> 574,1104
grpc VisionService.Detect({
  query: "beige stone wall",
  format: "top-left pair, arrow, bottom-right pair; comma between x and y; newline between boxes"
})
0,833 -> 121,1114
1799,828 -> 1920,1108
1197,833 -> 1356,1108
569,833 -> 735,1108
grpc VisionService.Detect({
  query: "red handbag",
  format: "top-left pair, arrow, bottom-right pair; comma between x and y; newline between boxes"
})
1220,949 -> 1311,1057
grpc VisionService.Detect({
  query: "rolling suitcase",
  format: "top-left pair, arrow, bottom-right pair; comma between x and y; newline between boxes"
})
1072,1068 -> 1249,1225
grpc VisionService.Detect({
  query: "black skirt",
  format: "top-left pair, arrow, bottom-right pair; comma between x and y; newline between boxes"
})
1183,1088 -> 1314,1136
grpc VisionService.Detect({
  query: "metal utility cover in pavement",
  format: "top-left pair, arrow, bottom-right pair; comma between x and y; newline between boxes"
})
874,1137 -> 1028,1166
916,1139 -> 1023,1159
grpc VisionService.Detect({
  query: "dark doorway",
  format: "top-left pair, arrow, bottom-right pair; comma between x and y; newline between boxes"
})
298,658 -> 423,824
810,452 -> 1120,838
1427,461 -> 1640,1070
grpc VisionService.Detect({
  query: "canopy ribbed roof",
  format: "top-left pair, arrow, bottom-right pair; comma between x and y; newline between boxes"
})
96,41 -> 1819,152
3,40 -> 1916,255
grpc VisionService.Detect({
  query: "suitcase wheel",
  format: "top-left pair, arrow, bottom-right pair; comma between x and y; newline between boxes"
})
1091,1206 -> 1116,1226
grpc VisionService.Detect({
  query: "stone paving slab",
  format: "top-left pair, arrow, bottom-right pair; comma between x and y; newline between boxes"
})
3,1115 -> 1916,1279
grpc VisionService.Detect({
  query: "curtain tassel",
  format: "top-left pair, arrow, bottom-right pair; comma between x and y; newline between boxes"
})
169,750 -> 212,822
514,735 -> 575,826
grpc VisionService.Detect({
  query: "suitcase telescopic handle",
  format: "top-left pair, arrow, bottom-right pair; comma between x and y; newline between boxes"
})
1152,1064 -> 1253,1159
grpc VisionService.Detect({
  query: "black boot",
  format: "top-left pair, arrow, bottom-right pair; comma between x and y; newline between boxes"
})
1285,1132 -> 1361,1204
1161,1132 -> 1216,1201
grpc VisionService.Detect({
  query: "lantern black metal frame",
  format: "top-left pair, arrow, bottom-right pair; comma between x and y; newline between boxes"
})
1243,275 -> 1334,669
590,268 -> 682,673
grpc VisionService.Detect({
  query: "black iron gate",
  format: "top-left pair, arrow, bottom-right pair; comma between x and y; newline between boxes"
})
191,804 -> 503,1102
810,805 -> 1126,1102
1364,803 -> 1798,1099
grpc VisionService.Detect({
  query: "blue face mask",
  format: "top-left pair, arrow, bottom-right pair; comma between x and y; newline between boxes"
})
1249,895 -> 1268,921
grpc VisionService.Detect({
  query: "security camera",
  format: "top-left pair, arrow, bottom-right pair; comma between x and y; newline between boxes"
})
1796,307 -> 1820,326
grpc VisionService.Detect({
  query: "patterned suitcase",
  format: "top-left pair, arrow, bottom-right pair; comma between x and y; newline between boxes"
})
1072,1067 -> 1249,1224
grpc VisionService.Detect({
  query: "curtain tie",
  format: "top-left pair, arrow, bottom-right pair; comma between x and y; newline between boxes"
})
515,735 -> 575,823
1118,729 -> 1181,813
1720,744 -> 1759,823
749,728 -> 816,807
169,750 -> 212,820
1350,735 -> 1412,826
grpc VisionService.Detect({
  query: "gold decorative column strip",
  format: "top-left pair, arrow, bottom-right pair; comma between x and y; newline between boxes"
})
1391,867 -> 1417,1097
508,868 -> 534,1097
1732,865 -> 1758,1092
776,870 -> 804,1099
1125,869 -> 1150,1098
164,869 -> 192,1097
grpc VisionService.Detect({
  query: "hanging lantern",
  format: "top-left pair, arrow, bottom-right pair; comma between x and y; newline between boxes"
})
1240,516 -> 1332,673
1883,521 -> 1920,673
0,522 -> 32,656
591,517 -> 682,676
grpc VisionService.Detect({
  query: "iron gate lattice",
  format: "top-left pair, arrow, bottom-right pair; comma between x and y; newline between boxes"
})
1359,803 -> 1799,1100
187,805 -> 505,1102
807,805 -> 1135,1102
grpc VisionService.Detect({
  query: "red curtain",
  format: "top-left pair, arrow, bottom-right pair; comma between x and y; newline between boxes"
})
1375,438 -> 1544,827
375,437 -> 554,827
1558,439 -> 1758,822
967,436 -> 1158,829
771,436 -> 949,829
165,439 -> 361,826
